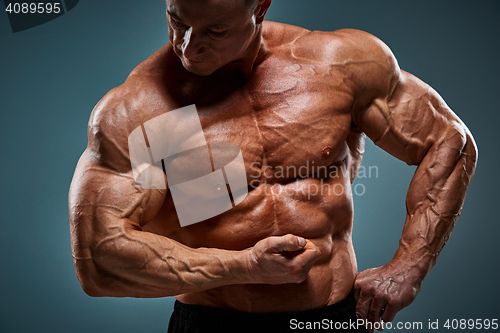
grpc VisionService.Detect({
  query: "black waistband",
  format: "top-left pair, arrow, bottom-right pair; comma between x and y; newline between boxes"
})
172,290 -> 357,324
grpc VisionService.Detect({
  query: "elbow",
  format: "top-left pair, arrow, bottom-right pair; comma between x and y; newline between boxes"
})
444,124 -> 478,167
452,120 -> 478,171
71,239 -> 113,297
74,260 -> 109,297
73,232 -> 142,298
464,131 -> 478,163
463,131 -> 478,177
79,277 -> 105,298
446,124 -> 478,179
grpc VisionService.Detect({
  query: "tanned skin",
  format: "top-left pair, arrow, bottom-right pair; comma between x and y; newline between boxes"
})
69,0 -> 477,331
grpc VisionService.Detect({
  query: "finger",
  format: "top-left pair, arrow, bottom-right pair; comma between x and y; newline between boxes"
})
302,239 -> 320,252
381,303 -> 398,323
355,287 -> 374,321
368,293 -> 386,330
353,277 -> 362,302
268,234 -> 306,252
353,268 -> 376,301
292,241 -> 321,266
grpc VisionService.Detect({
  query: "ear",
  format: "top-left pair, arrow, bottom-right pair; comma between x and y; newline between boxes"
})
254,0 -> 271,24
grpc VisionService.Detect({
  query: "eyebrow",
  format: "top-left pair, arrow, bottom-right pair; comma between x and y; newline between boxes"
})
166,10 -> 228,29
166,10 -> 181,20
208,24 -> 228,30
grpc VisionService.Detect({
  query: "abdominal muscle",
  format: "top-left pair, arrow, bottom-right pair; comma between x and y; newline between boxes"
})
146,175 -> 358,312
175,238 -> 357,313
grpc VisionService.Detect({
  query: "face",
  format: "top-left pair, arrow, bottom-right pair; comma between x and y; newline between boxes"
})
166,0 -> 260,76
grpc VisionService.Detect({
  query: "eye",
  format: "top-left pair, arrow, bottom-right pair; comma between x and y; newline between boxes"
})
207,29 -> 227,38
171,18 -> 187,30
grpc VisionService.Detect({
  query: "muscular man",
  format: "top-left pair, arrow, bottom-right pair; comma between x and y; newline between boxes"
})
69,0 -> 477,332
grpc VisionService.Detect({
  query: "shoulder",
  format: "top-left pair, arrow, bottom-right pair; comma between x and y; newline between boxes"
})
292,28 -> 398,71
262,23 -> 395,66
293,28 -> 400,101
87,45 -> 180,171
86,83 -> 140,171
262,21 -> 311,47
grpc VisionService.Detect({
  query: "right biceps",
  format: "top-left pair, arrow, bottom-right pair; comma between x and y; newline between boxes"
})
68,151 -> 166,289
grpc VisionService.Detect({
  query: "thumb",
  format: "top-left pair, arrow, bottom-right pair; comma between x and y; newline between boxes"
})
269,234 -> 306,252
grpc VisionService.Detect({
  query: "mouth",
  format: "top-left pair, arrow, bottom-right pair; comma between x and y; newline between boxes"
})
184,57 -> 209,65
185,58 -> 202,64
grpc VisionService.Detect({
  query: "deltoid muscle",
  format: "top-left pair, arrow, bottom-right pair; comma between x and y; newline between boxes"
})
128,104 -> 248,227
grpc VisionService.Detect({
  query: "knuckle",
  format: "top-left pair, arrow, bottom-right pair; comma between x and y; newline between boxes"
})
387,295 -> 400,308
362,283 -> 377,295
373,291 -> 387,303
354,279 -> 363,290
259,237 -> 270,248
285,234 -> 295,243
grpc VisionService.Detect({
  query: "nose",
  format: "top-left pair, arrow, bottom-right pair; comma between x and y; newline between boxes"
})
179,28 -> 206,60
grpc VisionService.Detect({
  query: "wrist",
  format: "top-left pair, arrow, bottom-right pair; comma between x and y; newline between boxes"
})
227,248 -> 256,285
391,249 -> 434,281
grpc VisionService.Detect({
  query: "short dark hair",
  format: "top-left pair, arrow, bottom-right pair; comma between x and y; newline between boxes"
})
245,0 -> 260,10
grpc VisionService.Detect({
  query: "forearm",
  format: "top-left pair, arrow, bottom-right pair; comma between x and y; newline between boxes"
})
70,153 -> 252,297
393,129 -> 477,278
76,225 -> 249,298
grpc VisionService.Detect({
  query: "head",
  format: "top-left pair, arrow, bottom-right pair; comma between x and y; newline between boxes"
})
166,0 -> 271,76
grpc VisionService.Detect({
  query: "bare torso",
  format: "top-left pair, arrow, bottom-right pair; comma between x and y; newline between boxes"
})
71,11 -> 477,324
132,22 -> 365,312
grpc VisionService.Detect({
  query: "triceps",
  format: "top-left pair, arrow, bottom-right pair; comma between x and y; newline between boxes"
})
359,70 -> 469,166
356,69 -> 478,272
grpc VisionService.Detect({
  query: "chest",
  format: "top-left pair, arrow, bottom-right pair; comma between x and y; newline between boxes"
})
195,63 -> 355,182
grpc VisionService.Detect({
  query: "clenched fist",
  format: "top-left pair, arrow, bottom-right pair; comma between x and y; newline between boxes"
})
354,261 -> 424,332
242,234 -> 322,285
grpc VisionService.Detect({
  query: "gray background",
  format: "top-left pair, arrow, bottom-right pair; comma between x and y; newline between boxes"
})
1,0 -> 498,332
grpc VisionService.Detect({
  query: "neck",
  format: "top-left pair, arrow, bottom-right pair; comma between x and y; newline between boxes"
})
220,24 -> 269,79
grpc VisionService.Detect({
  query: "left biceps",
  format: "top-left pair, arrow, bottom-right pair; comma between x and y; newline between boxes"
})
355,70 -> 468,166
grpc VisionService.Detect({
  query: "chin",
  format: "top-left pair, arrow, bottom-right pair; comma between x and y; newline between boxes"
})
182,60 -> 219,76
185,67 -> 217,76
